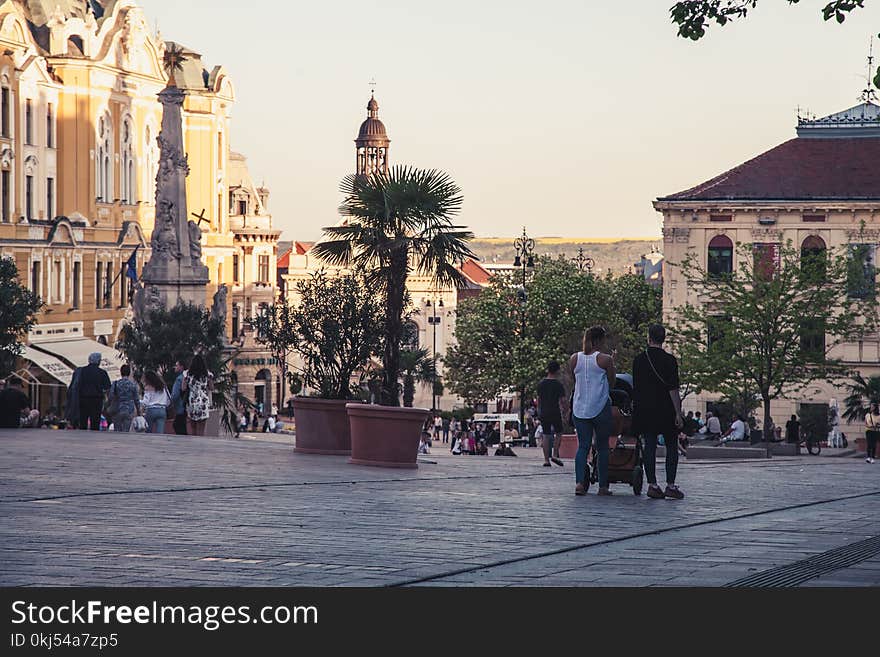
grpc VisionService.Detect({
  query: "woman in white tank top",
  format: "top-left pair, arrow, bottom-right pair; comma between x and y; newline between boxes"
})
568,326 -> 615,496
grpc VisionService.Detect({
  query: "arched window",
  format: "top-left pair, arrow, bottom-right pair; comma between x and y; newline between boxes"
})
707,235 -> 733,278
402,321 -> 420,349
120,117 -> 135,203
801,235 -> 827,279
96,113 -> 112,202
144,124 -> 158,204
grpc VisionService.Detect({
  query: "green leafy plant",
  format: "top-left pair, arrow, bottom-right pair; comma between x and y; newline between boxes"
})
0,258 -> 44,377
287,270 -> 385,400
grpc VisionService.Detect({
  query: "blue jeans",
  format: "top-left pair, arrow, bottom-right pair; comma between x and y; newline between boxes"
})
574,401 -> 612,488
145,406 -> 167,434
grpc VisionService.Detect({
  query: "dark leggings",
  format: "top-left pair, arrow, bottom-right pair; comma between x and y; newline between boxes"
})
642,430 -> 679,486
867,431 -> 879,459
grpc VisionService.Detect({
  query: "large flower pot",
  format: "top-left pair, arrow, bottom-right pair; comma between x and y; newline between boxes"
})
346,403 -> 429,468
557,434 -> 578,459
292,397 -> 352,455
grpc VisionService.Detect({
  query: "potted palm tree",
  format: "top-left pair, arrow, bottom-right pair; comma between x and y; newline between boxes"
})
263,270 -> 384,455
312,166 -> 474,468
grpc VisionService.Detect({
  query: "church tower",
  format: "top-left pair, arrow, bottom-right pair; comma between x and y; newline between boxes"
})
355,93 -> 390,175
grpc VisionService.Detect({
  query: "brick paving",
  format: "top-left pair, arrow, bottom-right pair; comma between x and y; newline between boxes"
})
1,429 -> 878,587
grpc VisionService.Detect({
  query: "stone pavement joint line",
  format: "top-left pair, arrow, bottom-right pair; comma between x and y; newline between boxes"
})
393,490 -> 880,586
726,534 -> 880,587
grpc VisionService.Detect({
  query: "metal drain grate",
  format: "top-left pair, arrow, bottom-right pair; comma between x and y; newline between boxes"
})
726,534 -> 880,587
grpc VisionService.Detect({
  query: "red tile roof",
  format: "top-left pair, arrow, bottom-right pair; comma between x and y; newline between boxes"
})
295,241 -> 315,255
459,258 -> 491,285
659,137 -> 880,202
277,247 -> 291,269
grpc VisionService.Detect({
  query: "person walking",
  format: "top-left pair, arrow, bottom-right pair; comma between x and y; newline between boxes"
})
569,326 -> 615,496
785,414 -> 800,444
110,364 -> 140,432
182,355 -> 212,436
77,353 -> 111,431
537,360 -> 566,467
442,415 -> 451,443
0,378 -> 32,428
632,323 -> 685,500
170,358 -> 189,435
865,403 -> 879,464
140,370 -> 171,434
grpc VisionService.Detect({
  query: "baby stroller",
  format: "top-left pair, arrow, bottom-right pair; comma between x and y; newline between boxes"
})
584,374 -> 644,495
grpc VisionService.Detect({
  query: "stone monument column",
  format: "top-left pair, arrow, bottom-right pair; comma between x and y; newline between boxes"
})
136,46 -> 209,317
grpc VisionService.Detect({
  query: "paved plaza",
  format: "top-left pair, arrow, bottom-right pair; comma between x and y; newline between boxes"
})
1,429 -> 879,587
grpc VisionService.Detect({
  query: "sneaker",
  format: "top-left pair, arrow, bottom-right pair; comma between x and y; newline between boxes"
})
647,485 -> 666,499
597,487 -> 613,496
664,485 -> 685,500
867,457 -> 875,464
575,483 -> 587,496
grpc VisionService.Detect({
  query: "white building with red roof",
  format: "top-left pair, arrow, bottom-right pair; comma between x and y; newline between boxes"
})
655,95 -> 880,432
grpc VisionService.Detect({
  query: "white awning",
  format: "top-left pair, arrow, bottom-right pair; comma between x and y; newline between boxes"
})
20,345 -> 74,386
30,339 -> 124,381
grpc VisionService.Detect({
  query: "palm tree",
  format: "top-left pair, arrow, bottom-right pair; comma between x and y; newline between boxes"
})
311,166 -> 475,406
843,373 -> 880,422
398,348 -> 437,408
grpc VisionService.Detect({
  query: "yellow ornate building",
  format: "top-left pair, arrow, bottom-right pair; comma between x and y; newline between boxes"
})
0,1 -> 278,414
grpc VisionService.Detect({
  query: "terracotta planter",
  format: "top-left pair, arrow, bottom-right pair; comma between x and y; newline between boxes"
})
293,397 -> 352,455
346,403 -> 429,468
557,434 -> 578,459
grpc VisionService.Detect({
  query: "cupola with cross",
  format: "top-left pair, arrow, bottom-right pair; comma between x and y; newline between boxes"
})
355,91 -> 390,175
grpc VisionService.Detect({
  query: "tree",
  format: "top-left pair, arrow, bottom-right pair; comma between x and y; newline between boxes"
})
398,348 -> 437,408
311,166 -> 475,406
842,373 -> 880,422
284,270 -> 385,400
116,303 -> 226,387
672,241 -> 875,439
444,258 -> 662,407
670,1 -> 879,87
251,300 -> 297,412
0,258 -> 44,377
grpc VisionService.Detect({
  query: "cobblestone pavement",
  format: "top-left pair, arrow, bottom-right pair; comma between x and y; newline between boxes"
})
1,429 -> 878,587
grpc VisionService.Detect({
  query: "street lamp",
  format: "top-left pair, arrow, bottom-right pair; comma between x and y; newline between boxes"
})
425,296 -> 444,411
513,226 -> 535,436
571,246 -> 595,273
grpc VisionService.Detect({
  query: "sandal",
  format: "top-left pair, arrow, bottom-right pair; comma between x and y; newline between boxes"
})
551,457 -> 564,467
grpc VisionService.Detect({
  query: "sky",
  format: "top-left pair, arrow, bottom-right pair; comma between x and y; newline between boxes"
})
139,0 -> 879,241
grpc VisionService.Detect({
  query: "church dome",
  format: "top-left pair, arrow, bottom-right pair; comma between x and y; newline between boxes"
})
356,93 -> 389,143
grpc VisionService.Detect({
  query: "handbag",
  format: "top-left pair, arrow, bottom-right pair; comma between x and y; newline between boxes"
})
103,381 -> 119,418
132,415 -> 148,432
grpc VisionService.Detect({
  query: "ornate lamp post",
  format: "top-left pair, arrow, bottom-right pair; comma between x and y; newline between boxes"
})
425,295 -> 444,411
513,227 -> 535,435
571,246 -> 594,273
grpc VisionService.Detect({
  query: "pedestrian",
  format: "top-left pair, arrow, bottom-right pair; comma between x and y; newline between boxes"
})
720,414 -> 747,443
537,360 -> 566,467
182,354 -> 212,436
705,411 -> 721,440
0,378 -> 32,428
110,364 -> 140,432
140,370 -> 171,434
77,353 -> 111,431
785,414 -> 800,444
442,415 -> 451,443
865,403 -> 879,464
632,323 -> 685,500
569,326 -> 615,496
433,414 -> 442,441
170,358 -> 189,435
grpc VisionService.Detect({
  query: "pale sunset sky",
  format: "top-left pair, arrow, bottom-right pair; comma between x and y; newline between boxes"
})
139,0 -> 879,241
